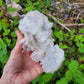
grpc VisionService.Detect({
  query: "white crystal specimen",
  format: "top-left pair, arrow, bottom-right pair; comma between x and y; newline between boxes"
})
6,0 -> 22,10
18,10 -> 64,73
5,0 -> 22,17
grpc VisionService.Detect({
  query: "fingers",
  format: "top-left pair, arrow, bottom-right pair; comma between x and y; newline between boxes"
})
13,31 -> 24,53
58,64 -> 62,70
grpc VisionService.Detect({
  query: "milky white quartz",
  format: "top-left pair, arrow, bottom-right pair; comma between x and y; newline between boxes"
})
18,10 -> 64,73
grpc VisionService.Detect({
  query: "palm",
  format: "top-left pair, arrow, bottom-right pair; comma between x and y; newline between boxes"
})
9,50 -> 43,84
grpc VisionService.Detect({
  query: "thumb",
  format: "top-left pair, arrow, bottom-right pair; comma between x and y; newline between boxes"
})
13,31 -> 24,53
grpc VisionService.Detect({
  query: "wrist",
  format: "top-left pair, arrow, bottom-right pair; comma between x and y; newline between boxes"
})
0,74 -> 8,84
0,74 -> 15,84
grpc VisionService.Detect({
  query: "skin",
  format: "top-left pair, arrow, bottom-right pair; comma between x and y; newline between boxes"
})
0,31 -> 61,84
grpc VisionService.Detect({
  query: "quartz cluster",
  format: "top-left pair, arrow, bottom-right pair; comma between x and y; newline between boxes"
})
19,10 -> 64,73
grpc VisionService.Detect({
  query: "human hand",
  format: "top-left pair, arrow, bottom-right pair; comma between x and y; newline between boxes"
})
0,31 -> 62,84
0,31 -> 43,84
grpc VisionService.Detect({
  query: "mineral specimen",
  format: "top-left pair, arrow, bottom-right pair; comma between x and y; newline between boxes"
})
19,10 -> 64,73
5,0 -> 22,17
6,0 -> 22,10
